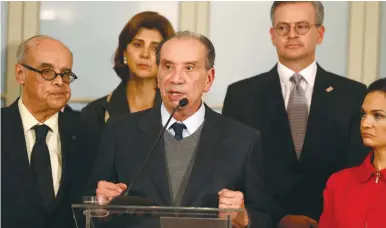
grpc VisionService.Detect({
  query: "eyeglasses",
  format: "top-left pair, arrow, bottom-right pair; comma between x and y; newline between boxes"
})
21,64 -> 78,83
274,22 -> 321,36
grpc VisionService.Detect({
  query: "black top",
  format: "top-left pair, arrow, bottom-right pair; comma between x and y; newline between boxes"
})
80,81 -> 162,144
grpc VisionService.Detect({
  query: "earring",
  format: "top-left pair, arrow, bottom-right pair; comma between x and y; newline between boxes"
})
123,56 -> 127,64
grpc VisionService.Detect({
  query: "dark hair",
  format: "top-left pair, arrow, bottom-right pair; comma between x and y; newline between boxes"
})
113,11 -> 175,82
368,78 -> 386,94
270,1 -> 324,25
155,30 -> 216,70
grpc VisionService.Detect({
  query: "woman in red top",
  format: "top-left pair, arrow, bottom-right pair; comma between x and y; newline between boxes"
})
319,78 -> 386,228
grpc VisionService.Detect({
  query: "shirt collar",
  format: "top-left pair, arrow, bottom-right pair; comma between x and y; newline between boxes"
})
161,101 -> 205,135
356,151 -> 386,184
277,61 -> 317,87
18,97 -> 59,135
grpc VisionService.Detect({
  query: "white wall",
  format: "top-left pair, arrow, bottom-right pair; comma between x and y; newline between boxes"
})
1,1 -> 8,104
381,2 -> 386,78
39,1 -> 179,110
206,1 -> 349,108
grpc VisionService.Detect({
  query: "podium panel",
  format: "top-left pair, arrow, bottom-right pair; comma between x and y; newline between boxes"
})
72,204 -> 244,228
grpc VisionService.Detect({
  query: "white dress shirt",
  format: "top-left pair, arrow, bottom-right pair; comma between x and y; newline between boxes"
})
18,98 -> 62,196
161,102 -> 206,138
277,61 -> 317,112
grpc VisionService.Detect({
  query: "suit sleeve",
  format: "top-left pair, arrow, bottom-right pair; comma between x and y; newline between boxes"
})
318,174 -> 337,228
346,84 -> 370,167
83,118 -> 118,196
222,84 -> 244,122
244,130 -> 283,228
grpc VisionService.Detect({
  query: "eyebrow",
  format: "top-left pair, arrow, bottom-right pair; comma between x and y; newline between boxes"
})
132,38 -> 161,45
160,59 -> 199,66
371,109 -> 386,114
38,62 -> 72,72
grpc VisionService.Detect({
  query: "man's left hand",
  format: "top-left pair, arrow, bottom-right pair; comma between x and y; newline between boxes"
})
218,189 -> 248,227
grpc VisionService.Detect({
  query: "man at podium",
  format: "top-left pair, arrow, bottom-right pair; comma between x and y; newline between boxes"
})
85,31 -> 277,228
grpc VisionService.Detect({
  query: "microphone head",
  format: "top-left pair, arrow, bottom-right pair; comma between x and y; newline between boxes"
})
179,98 -> 189,107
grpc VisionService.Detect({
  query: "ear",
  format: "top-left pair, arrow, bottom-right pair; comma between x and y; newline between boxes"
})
270,27 -> 276,46
15,64 -> 26,85
316,25 -> 325,44
203,68 -> 215,93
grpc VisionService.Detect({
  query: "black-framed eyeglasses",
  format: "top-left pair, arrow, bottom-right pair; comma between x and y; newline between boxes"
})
274,22 -> 321,36
21,64 -> 78,83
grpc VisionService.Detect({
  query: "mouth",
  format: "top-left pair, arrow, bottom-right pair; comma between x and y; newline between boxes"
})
167,90 -> 185,100
286,43 -> 302,48
361,133 -> 374,138
137,63 -> 151,69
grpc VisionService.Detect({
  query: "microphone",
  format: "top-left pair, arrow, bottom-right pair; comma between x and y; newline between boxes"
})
109,98 -> 189,206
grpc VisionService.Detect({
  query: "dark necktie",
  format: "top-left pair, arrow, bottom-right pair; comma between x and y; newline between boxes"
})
170,122 -> 187,141
287,73 -> 308,160
31,124 -> 55,206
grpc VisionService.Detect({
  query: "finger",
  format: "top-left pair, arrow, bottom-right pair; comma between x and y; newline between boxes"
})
98,181 -> 121,190
306,218 -> 319,228
221,190 -> 243,199
218,188 -> 229,195
117,183 -> 128,191
96,187 -> 122,198
219,197 -> 243,206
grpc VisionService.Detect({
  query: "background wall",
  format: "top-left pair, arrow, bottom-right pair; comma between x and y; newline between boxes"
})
1,1 -> 8,106
381,2 -> 386,78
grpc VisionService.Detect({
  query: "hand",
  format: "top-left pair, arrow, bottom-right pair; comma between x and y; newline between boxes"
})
279,215 -> 319,228
96,180 -> 127,201
218,189 -> 248,227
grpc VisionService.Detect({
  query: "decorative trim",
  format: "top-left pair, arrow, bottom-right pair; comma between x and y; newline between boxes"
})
347,1 -> 381,85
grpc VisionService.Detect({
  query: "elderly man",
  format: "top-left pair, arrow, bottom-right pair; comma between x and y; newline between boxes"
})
1,35 -> 92,228
86,31 -> 275,228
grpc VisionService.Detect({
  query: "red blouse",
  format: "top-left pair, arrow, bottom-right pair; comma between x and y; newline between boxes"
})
319,152 -> 386,228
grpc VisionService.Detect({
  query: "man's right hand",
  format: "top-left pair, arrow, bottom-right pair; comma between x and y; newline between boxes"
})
279,215 -> 319,228
96,180 -> 127,200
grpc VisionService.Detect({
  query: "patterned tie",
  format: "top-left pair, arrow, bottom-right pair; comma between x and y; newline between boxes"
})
31,124 -> 55,206
287,73 -> 308,159
170,122 -> 187,141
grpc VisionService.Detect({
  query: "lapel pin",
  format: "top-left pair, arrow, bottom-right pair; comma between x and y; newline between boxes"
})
326,86 -> 334,92
72,136 -> 76,140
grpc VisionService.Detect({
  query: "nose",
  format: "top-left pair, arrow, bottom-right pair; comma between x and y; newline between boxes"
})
288,25 -> 298,38
170,67 -> 184,84
140,46 -> 150,59
52,74 -> 64,86
361,115 -> 373,129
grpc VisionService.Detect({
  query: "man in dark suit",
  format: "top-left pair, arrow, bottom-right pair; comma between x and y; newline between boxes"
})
86,31 -> 276,228
222,2 -> 369,228
1,35 -> 92,228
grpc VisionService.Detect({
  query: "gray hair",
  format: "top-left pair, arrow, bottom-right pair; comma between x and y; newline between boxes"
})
270,1 -> 324,25
156,30 -> 215,70
16,35 -> 72,63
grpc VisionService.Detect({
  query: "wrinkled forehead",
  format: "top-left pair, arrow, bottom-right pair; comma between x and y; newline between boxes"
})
27,39 -> 73,69
160,38 -> 206,65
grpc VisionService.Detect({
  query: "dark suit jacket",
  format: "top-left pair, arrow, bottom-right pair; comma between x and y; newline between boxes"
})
222,64 -> 370,223
85,105 -> 278,228
1,99 -> 94,228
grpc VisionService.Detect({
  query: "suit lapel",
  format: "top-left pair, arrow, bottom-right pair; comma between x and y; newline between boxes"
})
180,106 -> 226,206
137,109 -> 172,205
5,100 -> 43,207
46,111 -> 78,213
300,64 -> 334,162
257,66 -> 299,164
